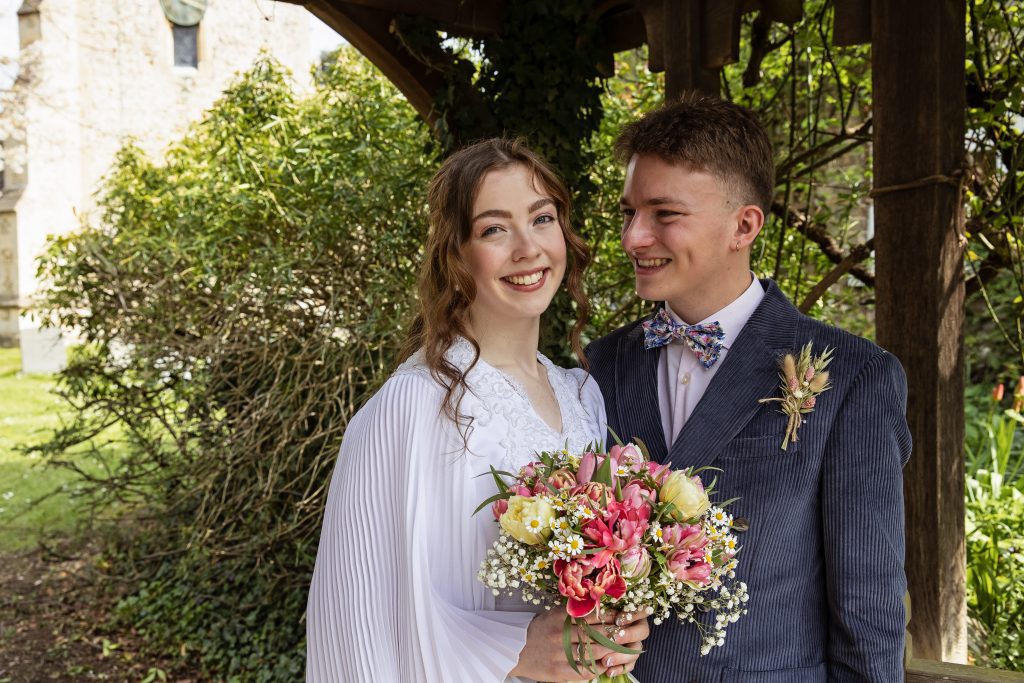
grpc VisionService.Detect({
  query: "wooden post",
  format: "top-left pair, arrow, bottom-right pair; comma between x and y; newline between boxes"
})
663,0 -> 720,97
871,0 -> 967,663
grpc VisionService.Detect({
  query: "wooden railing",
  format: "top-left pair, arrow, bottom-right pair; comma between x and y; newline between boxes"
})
907,660 -> 1024,682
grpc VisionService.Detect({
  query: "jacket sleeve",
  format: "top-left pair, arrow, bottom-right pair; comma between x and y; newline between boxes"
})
821,350 -> 912,682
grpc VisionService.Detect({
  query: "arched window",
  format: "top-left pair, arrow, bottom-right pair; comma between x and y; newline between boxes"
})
171,22 -> 198,68
159,0 -> 207,69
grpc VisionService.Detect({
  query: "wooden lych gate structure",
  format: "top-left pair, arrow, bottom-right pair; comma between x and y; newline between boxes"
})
276,1 -> 1022,680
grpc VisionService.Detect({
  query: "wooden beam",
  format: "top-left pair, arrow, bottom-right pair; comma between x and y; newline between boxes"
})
701,0 -> 742,68
907,660 -> 1024,683
598,5 -> 647,54
833,0 -> 871,47
663,0 -> 720,97
281,0 -> 503,35
872,0 -> 967,664
759,0 -> 803,24
301,0 -> 444,126
633,0 -> 666,72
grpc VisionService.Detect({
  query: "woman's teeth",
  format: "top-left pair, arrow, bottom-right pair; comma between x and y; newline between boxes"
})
504,271 -> 544,286
636,258 -> 670,267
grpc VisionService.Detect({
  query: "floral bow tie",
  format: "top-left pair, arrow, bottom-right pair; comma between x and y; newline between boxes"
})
642,308 -> 726,369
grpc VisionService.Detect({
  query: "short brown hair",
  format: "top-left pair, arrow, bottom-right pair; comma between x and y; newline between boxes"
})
398,138 -> 591,429
614,93 -> 775,212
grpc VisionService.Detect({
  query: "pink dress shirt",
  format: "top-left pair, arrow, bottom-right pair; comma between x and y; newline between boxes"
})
657,276 -> 765,448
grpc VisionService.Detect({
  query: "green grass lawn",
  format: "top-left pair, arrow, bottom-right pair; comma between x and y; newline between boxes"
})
0,347 -> 118,551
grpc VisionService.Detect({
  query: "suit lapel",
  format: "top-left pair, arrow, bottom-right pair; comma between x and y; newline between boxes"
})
616,320 -> 668,462
664,280 -> 801,469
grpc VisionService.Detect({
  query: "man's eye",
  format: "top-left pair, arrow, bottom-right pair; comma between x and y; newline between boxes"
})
621,208 -> 636,218
657,210 -> 680,218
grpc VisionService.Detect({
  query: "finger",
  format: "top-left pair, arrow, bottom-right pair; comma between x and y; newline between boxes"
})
616,606 -> 652,626
585,607 -> 619,625
599,646 -> 643,674
614,622 -> 648,646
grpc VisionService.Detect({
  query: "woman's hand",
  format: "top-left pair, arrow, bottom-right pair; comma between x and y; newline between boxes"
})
509,607 -> 649,682
602,609 -> 651,678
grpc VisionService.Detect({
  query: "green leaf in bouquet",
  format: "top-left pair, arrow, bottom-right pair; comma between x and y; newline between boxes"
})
593,453 -> 614,487
633,436 -> 652,461
473,466 -> 518,490
563,614 -> 585,676
472,490 -> 515,516
580,618 -> 643,656
607,426 -> 625,447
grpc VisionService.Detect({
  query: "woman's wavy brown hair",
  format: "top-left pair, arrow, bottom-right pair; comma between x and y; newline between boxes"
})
397,138 -> 591,430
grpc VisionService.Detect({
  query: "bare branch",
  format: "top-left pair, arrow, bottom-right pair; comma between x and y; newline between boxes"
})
799,239 -> 874,312
770,200 -> 875,288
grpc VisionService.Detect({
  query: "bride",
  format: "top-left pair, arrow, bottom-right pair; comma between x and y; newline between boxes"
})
306,138 -> 649,681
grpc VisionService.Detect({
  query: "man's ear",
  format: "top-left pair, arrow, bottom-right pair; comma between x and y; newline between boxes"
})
733,204 -> 764,250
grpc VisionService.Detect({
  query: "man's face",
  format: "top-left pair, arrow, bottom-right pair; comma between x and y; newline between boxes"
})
620,153 -> 752,321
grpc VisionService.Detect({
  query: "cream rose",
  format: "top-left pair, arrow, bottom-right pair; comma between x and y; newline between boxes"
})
660,471 -> 711,521
499,495 -> 556,545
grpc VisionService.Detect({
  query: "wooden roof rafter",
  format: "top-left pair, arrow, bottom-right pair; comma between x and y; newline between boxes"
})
279,0 -> 826,123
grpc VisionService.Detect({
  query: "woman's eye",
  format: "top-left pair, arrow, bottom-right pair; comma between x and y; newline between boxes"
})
481,226 -> 502,237
535,214 -> 555,225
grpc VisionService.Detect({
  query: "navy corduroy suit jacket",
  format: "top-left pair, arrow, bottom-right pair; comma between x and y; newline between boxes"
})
585,279 -> 912,683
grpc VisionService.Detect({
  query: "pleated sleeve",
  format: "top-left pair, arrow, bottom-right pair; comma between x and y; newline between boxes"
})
306,371 -> 537,682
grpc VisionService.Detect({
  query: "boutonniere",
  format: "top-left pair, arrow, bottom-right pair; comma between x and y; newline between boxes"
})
759,342 -> 834,450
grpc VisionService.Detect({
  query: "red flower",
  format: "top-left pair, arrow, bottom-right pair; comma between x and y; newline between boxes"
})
554,558 -> 626,619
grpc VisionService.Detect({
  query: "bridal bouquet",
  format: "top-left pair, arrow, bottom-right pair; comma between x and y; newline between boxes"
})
476,441 -> 748,681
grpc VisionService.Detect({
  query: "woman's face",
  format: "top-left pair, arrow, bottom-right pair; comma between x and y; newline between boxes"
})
462,164 -> 567,330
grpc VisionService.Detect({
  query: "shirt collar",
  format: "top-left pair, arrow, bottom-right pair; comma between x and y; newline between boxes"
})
664,275 -> 765,350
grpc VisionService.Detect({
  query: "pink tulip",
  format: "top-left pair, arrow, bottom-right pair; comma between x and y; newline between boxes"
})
555,559 -> 599,618
578,452 -> 597,484
660,523 -> 705,553
668,550 -> 712,585
620,546 -> 652,580
548,468 -> 577,490
609,443 -> 645,472
555,558 -> 626,619
620,480 -> 655,517
581,482 -> 610,506
491,499 -> 508,521
592,560 -> 627,602
582,502 -> 649,568
646,461 -> 672,485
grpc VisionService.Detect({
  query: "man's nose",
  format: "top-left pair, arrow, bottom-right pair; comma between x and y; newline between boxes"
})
621,213 -> 654,253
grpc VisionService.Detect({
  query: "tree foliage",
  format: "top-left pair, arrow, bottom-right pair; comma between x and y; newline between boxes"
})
34,51 -> 433,678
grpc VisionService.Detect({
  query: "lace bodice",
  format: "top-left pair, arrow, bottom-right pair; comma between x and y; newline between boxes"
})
394,337 -> 603,473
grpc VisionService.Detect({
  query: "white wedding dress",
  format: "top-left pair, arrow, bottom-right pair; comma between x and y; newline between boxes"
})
306,338 -> 606,682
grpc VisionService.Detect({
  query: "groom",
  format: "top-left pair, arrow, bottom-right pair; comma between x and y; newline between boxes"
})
586,95 -> 912,682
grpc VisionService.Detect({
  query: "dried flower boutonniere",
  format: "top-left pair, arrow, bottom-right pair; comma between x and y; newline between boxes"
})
759,342 -> 834,450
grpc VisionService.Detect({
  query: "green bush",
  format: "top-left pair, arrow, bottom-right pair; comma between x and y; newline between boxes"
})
34,50 -> 433,677
964,394 -> 1024,670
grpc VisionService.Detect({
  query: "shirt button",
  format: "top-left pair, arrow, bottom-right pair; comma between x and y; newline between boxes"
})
680,373 -> 691,385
